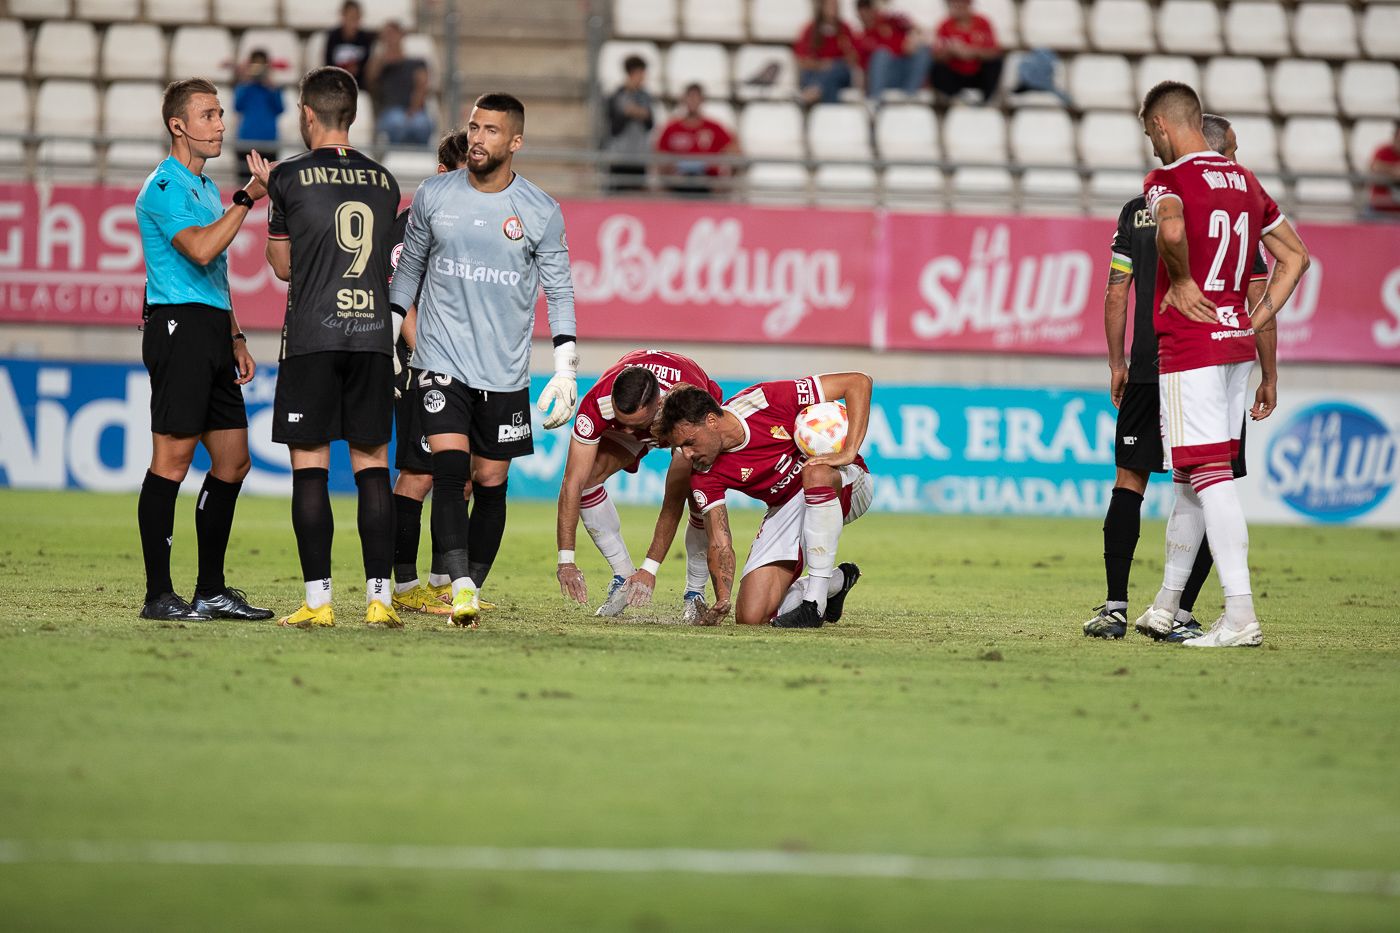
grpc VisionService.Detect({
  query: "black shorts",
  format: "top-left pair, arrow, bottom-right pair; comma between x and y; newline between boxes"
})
413,369 -> 534,461
142,303 -> 248,435
394,373 -> 433,473
1116,381 -> 1247,478
273,350 -> 393,446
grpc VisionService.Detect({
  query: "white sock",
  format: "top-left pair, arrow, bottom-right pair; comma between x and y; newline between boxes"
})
451,576 -> 478,599
580,484 -> 634,578
1196,475 -> 1255,627
367,578 -> 391,606
428,573 -> 451,587
801,486 -> 843,616
1174,607 -> 1196,624
305,578 -> 332,610
1154,476 -> 1204,613
395,578 -> 419,594
684,512 -> 708,593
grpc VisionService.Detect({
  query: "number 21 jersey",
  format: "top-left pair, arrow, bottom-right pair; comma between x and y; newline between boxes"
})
1144,150 -> 1283,375
267,146 -> 401,359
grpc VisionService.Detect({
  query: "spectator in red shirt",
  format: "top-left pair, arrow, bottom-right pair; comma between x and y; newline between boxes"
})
656,84 -> 740,197
795,0 -> 863,105
931,0 -> 1004,104
856,0 -> 932,101
1368,122 -> 1400,217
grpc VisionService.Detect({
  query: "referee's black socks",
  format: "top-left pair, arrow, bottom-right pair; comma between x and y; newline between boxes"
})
430,449 -> 471,582
467,480 -> 508,587
354,467 -> 395,586
194,474 -> 242,599
138,470 -> 181,602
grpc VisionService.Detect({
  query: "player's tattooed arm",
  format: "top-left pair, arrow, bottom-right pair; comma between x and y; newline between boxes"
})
1154,198 -> 1218,324
1104,267 -> 1132,408
699,505 -> 735,625
556,437 -> 600,604
1253,219 -> 1311,333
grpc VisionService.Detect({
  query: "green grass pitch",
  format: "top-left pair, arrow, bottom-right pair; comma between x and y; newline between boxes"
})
0,488 -> 1397,931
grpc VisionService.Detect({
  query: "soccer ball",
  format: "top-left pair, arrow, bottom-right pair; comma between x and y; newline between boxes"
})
793,401 -> 848,457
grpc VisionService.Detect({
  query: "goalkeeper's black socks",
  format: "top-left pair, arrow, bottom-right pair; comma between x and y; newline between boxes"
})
138,470 -> 181,602
1103,486 -> 1143,608
393,493 -> 424,585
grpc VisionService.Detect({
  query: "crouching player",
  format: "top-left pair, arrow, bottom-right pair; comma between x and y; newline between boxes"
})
556,350 -> 723,620
656,373 -> 874,628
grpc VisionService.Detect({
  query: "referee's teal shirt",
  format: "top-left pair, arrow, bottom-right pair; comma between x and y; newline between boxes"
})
135,156 -> 232,310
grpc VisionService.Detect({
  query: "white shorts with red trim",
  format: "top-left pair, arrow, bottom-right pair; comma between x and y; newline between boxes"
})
741,464 -> 873,579
1159,360 -> 1251,470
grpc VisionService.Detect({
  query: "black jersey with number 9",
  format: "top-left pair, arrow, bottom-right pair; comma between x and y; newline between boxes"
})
267,146 -> 401,360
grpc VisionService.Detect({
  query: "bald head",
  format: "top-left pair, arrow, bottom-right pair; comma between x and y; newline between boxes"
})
1140,80 -> 1202,127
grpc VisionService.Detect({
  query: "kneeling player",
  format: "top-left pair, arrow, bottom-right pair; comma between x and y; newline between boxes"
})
656,373 -> 874,628
555,350 -> 723,620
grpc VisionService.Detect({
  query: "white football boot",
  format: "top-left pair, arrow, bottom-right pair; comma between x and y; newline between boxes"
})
1183,617 -> 1263,647
1134,605 -> 1175,639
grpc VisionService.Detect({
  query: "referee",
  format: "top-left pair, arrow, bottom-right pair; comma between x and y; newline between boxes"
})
133,77 -> 272,622
390,92 -> 578,627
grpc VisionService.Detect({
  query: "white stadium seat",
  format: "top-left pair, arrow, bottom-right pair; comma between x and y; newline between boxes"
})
613,0 -> 678,40
76,0 -> 139,20
732,44 -> 798,101
1021,169 -> 1083,214
1088,170 -> 1144,215
402,33 -> 439,80
950,166 -> 1015,213
746,163 -> 809,205
1078,111 -> 1150,171
1350,119 -> 1395,176
681,0 -> 745,41
236,29 -> 303,86
35,80 -> 99,173
1088,0 -> 1155,54
739,101 -> 805,159
1010,108 -> 1076,167
283,0 -> 342,32
1282,116 -> 1354,210
1002,51 -> 1066,109
1271,59 -> 1336,118
1021,0 -> 1087,51
1223,2 -> 1290,58
976,0 -> 1020,49
1227,115 -> 1280,173
665,42 -> 731,100
277,87 -> 303,145
9,0 -> 71,16
1360,7 -> 1400,60
0,78 -> 30,135
807,103 -> 871,162
1157,0 -> 1222,55
360,0 -> 413,30
1068,54 -> 1135,111
32,21 -> 98,79
169,26 -> 236,83
0,20 -> 26,78
102,24 -> 167,82
887,0 -> 942,32
103,81 -> 165,139
212,0 -> 276,27
699,100 -> 736,132
146,0 -> 209,25
876,104 -> 941,163
596,40 -> 663,95
813,164 -> 878,206
304,30 -> 327,75
1202,57 -> 1270,116
1292,4 -> 1358,60
1136,55 -> 1200,104
382,149 -> 439,191
943,106 -> 1007,167
882,164 -> 945,204
349,91 -> 374,148
750,0 -> 810,43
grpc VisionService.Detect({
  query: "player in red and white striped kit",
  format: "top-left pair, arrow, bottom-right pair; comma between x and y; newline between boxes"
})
1134,81 -> 1310,647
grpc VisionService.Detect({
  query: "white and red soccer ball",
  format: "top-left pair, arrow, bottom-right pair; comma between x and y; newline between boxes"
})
793,401 -> 848,457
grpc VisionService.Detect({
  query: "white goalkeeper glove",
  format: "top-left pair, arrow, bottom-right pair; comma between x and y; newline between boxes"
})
391,310 -> 405,379
536,340 -> 578,430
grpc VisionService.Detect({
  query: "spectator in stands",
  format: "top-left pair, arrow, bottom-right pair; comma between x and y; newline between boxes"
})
655,84 -> 740,197
324,0 -> 376,89
931,0 -> 1003,105
855,0 -> 931,102
367,21 -> 433,145
233,49 -> 283,185
1368,122 -> 1400,217
605,55 -> 655,193
795,0 -> 863,105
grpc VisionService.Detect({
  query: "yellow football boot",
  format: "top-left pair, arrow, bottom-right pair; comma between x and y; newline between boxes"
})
278,603 -> 335,628
450,585 -> 480,628
393,583 -> 452,615
365,601 -> 404,628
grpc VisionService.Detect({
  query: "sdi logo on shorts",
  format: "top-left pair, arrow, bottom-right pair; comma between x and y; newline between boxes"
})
498,411 -> 532,442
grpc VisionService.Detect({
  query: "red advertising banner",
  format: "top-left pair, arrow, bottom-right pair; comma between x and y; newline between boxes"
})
2,183 -> 1397,366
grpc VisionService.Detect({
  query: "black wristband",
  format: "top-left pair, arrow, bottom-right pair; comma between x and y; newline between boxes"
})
232,189 -> 255,209
232,332 -> 247,343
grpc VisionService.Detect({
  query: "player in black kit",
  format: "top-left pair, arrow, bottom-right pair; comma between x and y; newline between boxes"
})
247,66 -> 402,628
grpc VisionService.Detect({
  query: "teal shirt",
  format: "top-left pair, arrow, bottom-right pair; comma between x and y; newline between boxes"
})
135,156 -> 232,310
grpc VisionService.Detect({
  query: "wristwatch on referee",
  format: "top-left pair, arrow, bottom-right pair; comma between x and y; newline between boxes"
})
232,189 -> 255,209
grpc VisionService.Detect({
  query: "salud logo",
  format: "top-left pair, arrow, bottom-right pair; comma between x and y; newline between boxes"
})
1266,403 -> 1398,522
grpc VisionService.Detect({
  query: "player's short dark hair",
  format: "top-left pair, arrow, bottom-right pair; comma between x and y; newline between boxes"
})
1140,80 -> 1202,125
657,384 -> 723,441
623,55 -> 647,74
1201,112 -> 1232,154
473,93 -> 525,134
300,66 -> 358,131
161,77 -> 219,140
613,367 -> 660,416
437,129 -> 470,169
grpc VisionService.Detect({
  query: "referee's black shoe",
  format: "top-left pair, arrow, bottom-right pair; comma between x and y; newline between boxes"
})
140,592 -> 213,622
192,587 -> 275,621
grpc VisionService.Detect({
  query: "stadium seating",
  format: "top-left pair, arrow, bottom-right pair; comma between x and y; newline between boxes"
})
360,0 -> 414,30
700,100 -> 737,131
0,78 -> 30,174
1087,170 -> 1143,215
212,0 -> 277,29
808,103 -> 871,163
813,163 -> 878,206
596,40 -> 663,94
103,81 -> 166,171
1078,111 -> 1149,171
169,26 -> 235,83
738,100 -> 805,159
1021,169 -> 1083,213
1135,55 -> 1200,103
665,42 -> 731,99
0,20 -> 26,78
1339,63 -> 1400,120
1271,59 -> 1337,118
681,0 -> 746,42
10,0 -> 71,17
32,21 -> 98,80
146,0 -> 208,26
943,106 -> 1007,168
1020,0 -> 1086,51
746,163 -> 810,204
1359,6 -> 1400,60
976,0 -> 1020,48
76,0 -> 139,22
877,105 -> 943,201
102,23 -> 167,82
235,29 -> 303,85
749,0 -> 808,43
282,0 -> 342,33
949,166 -> 1015,213
732,44 -> 798,101
1291,3 -> 1358,60
1228,115 -> 1280,173
35,80 -> 99,177
1067,54 -> 1135,111
613,0 -> 678,40
1202,57 -> 1270,116
1350,119 -> 1394,176
1157,0 -> 1222,56
1223,2 -> 1290,58
1087,0 -> 1155,55
381,148 -> 438,190
1010,108 -> 1076,168
1282,116 -> 1354,210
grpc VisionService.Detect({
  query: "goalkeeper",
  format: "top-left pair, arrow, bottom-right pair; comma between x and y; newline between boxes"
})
388,92 -> 578,626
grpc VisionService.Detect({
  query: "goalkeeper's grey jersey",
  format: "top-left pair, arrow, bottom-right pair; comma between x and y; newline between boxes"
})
388,170 -> 576,392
